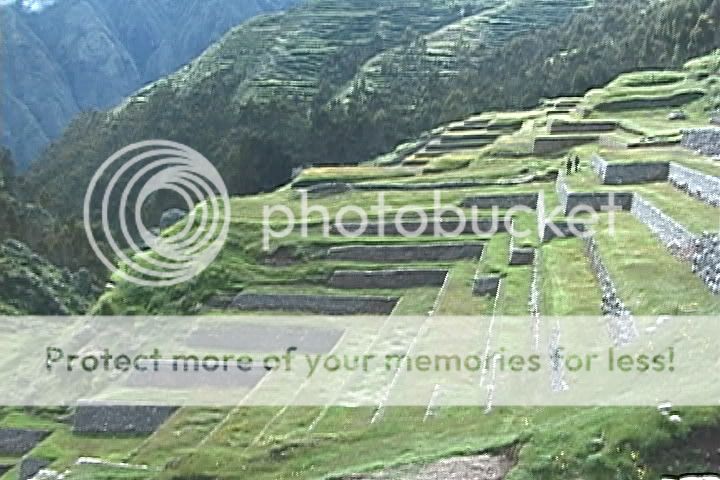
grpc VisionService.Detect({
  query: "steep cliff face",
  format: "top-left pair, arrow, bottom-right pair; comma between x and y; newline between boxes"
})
0,0 -> 298,169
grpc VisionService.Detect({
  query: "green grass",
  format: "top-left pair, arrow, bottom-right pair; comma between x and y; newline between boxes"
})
540,238 -> 601,315
594,213 -> 720,315
27,49 -> 720,480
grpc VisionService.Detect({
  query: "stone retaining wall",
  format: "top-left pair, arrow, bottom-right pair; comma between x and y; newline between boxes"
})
669,163 -> 720,206
596,91 -> 704,111
529,248 -> 542,350
533,135 -> 599,154
327,243 -> 484,262
509,247 -> 535,265
329,269 -> 448,289
20,458 -> 50,480
330,220 -> 508,236
542,221 -> 588,242
557,174 -> 633,214
712,112 -> 720,126
682,127 -> 720,156
692,233 -> 720,294
565,192 -> 635,213
230,293 -> 398,315
473,276 -> 501,297
583,236 -> 637,346
73,404 -> 177,434
591,155 -> 669,185
0,429 -> 49,455
460,193 -> 539,210
630,195 -> 697,255
555,174 -> 570,211
549,120 -> 617,133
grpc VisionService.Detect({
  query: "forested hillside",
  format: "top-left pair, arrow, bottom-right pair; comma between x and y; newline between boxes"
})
24,0 -> 592,218
0,0 -> 298,168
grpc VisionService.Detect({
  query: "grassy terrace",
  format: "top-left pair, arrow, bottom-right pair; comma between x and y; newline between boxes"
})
593,146 -> 720,177
594,213 -> 720,315
23,51 -> 720,480
564,162 -> 720,234
540,238 -> 601,315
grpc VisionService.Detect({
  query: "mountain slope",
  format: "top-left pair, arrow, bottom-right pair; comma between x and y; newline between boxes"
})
0,0 -> 299,168
23,0 -> 595,219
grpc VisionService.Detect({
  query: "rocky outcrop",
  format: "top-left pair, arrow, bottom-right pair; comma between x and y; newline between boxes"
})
229,293 -> 399,315
72,404 -> 177,434
326,243 -> 484,262
669,163 -> 720,206
681,127 -> 720,156
1,0 -> 299,168
159,208 -> 187,230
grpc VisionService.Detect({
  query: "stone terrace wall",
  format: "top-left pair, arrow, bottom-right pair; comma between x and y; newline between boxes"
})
509,247 -> 535,265
533,135 -> 599,154
327,243 -> 484,262
631,195 -> 697,255
555,174 -> 570,211
591,154 -> 608,180
549,120 -> 617,134
460,193 -> 539,210
0,429 -> 49,455
542,221 -> 588,242
692,233 -> 720,294
73,405 -> 177,434
473,276 -> 500,297
19,458 -> 50,480
669,163 -> 720,206
682,127 -> 720,156
557,173 -> 634,213
583,237 -> 623,315
329,269 -> 448,289
591,155 -> 669,185
331,220 -> 508,236
230,293 -> 399,315
566,192 -> 635,213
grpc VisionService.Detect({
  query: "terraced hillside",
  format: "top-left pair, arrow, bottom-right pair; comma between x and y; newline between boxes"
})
5,50 -> 720,480
338,0 -> 592,99
24,0 -> 599,220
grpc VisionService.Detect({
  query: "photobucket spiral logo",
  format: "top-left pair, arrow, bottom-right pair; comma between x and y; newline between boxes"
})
83,140 -> 231,287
